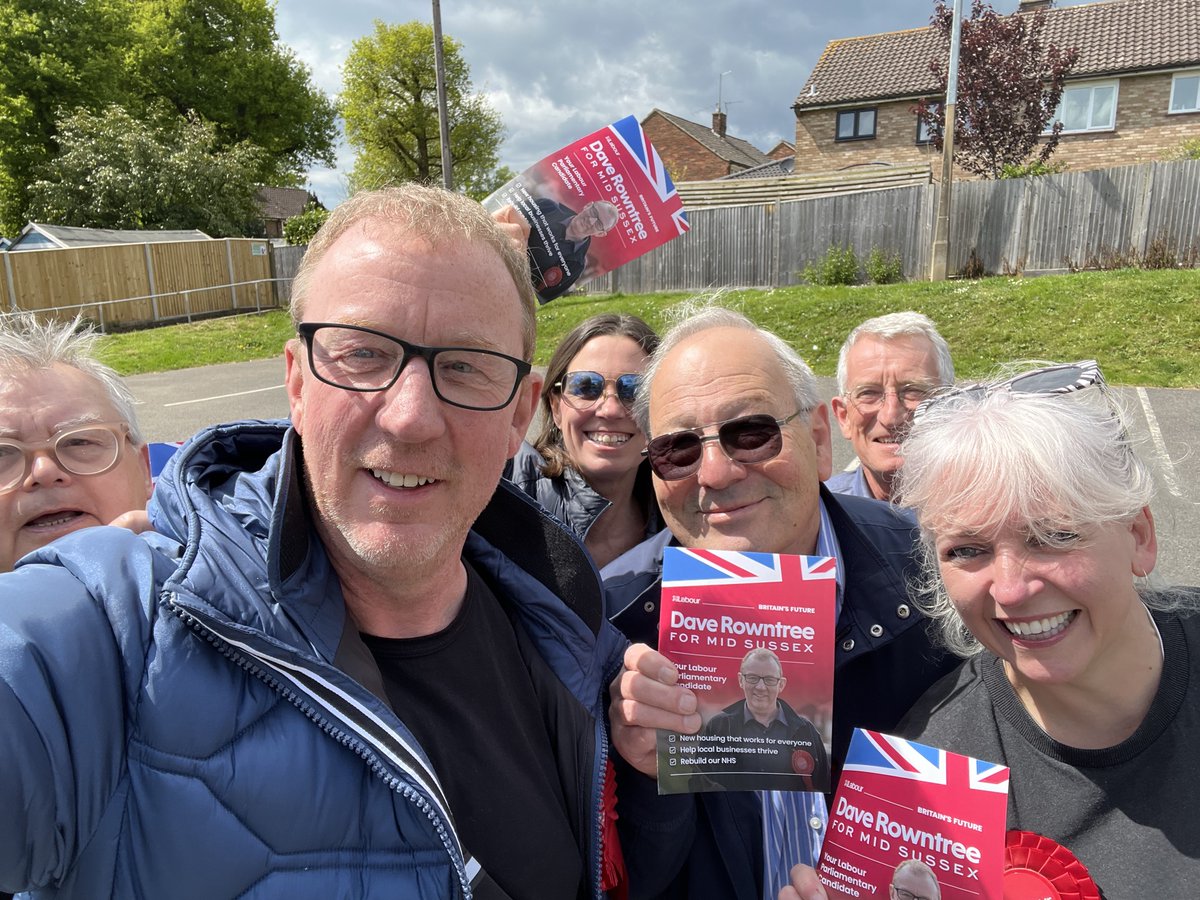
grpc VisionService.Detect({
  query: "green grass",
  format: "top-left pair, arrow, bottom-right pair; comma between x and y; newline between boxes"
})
95,268 -> 1200,387
96,310 -> 295,375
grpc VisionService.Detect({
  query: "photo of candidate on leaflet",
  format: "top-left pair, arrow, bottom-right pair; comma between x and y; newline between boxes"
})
697,648 -> 830,792
526,199 -> 619,302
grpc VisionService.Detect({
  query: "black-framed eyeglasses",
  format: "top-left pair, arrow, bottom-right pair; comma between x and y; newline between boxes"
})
740,673 -> 782,688
0,422 -> 131,494
555,371 -> 641,411
912,360 -> 1103,425
298,323 -> 532,412
846,383 -> 936,413
643,411 -> 802,481
892,887 -> 934,900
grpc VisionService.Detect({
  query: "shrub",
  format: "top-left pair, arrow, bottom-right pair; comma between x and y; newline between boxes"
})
1169,138 -> 1200,161
958,248 -> 988,279
865,247 -> 904,284
283,203 -> 330,246
999,159 -> 1069,178
802,245 -> 860,286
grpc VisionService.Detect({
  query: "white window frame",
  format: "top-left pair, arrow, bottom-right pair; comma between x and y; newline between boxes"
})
1051,80 -> 1119,134
1169,70 -> 1200,114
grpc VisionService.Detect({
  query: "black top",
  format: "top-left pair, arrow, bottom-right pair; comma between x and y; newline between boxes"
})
363,563 -> 584,900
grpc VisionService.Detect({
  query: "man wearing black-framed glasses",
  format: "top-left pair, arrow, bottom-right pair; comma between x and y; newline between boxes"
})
0,185 -> 629,899
606,303 -> 956,900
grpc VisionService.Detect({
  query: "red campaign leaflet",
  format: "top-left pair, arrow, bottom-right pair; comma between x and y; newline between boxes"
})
819,730 -> 1009,900
481,115 -> 689,304
655,547 -> 836,796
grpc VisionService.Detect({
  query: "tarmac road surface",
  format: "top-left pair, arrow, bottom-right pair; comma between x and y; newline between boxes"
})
125,359 -> 1200,587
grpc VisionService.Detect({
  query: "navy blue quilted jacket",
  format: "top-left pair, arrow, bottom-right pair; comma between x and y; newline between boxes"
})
0,420 -> 626,898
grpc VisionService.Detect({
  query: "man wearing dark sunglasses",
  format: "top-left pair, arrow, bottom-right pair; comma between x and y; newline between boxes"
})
606,305 -> 956,900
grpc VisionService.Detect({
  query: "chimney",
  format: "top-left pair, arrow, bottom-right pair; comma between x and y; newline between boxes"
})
712,110 -> 727,137
1017,0 -> 1052,10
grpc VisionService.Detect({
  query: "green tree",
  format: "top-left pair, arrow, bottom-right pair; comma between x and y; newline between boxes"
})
28,104 -> 265,237
0,0 -> 335,234
125,0 -> 337,184
339,20 -> 506,195
283,202 -> 330,245
0,0 -> 135,233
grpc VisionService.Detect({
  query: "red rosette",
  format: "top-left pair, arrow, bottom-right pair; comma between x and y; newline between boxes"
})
1003,830 -> 1101,900
791,749 -> 815,775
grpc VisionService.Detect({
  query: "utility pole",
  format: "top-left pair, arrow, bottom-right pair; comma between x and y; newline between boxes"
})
432,0 -> 453,190
930,0 -> 964,281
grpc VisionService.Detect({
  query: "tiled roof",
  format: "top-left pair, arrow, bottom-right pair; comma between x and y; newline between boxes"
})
256,186 -> 312,220
794,0 -> 1200,110
719,157 -> 796,180
646,109 -> 773,168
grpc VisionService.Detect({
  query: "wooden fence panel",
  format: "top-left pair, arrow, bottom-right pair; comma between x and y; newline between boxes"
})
226,239 -> 274,311
1145,159 -> 1200,260
272,244 -> 306,306
6,243 -> 152,327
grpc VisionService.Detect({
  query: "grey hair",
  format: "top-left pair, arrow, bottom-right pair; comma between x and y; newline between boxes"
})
0,313 -> 144,445
894,364 -> 1190,657
893,859 -> 940,899
633,297 -> 822,435
289,184 -> 537,359
836,311 -> 955,394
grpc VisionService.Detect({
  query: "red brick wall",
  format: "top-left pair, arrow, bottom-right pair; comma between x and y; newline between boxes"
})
794,72 -> 1200,178
643,111 -> 732,182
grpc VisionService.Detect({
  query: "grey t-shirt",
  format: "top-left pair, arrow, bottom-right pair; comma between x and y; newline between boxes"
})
899,609 -> 1200,898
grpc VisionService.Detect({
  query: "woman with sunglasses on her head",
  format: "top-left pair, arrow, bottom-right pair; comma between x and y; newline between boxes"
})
507,313 -> 665,570
781,361 -> 1200,900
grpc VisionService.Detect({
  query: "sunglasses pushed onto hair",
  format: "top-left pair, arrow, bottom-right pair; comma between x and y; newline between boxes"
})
643,411 -> 802,481
555,371 -> 641,411
913,360 -> 1104,424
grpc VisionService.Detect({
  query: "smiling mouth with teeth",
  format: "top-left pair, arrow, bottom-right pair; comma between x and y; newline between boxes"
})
1002,610 -> 1077,641
587,432 -> 630,445
370,469 -> 437,488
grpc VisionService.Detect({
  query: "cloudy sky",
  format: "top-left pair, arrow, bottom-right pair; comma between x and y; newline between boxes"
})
275,0 -> 1031,205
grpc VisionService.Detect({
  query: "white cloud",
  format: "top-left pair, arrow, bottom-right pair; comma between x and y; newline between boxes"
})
274,0 -> 967,205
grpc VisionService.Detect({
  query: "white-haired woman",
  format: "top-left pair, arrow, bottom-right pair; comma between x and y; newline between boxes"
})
781,361 -> 1200,899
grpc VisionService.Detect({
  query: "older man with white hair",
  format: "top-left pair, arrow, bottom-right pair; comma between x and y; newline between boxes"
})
827,311 -> 954,502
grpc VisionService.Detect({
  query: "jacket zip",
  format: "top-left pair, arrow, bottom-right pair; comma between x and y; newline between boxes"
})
168,595 -> 475,899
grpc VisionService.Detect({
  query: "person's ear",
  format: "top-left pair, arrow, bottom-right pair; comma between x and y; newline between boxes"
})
284,338 -> 306,434
1130,506 -> 1158,578
830,395 -> 855,440
506,375 -> 539,458
808,403 -> 834,482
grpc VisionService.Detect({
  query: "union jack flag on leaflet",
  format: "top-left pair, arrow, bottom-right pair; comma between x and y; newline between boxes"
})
481,115 -> 688,304
819,729 -> 1009,899
655,548 -> 836,795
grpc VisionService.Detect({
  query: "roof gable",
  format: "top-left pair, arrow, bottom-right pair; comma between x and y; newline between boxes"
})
256,186 -> 313,220
795,0 -> 1200,110
644,108 -> 773,168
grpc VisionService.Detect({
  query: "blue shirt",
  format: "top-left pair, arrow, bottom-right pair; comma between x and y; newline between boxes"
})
760,498 -> 844,900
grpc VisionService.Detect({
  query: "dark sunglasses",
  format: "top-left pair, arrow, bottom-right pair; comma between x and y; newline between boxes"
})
644,411 -> 802,481
913,360 -> 1103,424
555,371 -> 641,411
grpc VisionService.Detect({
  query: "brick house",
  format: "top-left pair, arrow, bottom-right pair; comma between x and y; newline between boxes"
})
791,0 -> 1200,178
255,186 -> 318,239
641,108 -> 773,182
